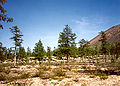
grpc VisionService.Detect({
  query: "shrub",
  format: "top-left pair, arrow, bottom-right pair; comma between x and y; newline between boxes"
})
89,75 -> 95,78
54,69 -> 66,76
81,66 -> 86,69
0,65 -> 5,72
72,77 -> 79,82
20,73 -> 30,79
81,83 -> 86,86
33,70 -> 44,77
0,73 -> 8,81
41,74 -> 52,79
100,75 -> 108,80
4,69 -> 11,74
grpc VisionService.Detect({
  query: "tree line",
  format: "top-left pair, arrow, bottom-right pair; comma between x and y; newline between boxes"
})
0,0 -> 120,66
0,25 -> 120,66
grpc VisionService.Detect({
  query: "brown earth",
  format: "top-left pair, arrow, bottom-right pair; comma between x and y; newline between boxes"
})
0,57 -> 120,86
89,24 -> 120,45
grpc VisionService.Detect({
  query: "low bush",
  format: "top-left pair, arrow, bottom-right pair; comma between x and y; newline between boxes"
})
4,69 -> 11,74
0,65 -> 5,72
89,75 -> 95,78
100,75 -> 108,80
54,68 -> 66,76
0,73 -> 8,81
81,66 -> 87,69
20,73 -> 30,79
81,83 -> 86,86
72,77 -> 79,82
33,70 -> 44,77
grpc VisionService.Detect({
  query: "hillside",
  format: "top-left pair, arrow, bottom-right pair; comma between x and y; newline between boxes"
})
89,24 -> 120,45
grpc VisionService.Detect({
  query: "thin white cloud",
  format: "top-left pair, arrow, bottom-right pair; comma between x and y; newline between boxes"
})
72,16 -> 108,42
72,17 -> 89,26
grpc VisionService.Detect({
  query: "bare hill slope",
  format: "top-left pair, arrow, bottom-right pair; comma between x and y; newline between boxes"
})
89,25 -> 120,45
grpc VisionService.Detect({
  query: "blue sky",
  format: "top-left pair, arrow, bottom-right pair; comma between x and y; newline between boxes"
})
0,0 -> 120,51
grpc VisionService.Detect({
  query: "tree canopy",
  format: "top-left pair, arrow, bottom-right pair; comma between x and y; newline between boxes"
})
0,0 -> 13,29
33,40 -> 46,64
58,25 -> 77,62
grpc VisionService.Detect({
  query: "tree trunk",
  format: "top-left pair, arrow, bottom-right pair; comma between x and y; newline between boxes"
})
105,54 -> 107,63
67,54 -> 69,63
14,44 -> 17,66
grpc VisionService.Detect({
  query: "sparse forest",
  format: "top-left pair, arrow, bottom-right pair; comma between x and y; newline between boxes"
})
0,0 -> 120,86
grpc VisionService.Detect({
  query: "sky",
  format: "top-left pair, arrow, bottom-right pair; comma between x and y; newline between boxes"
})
0,0 -> 120,51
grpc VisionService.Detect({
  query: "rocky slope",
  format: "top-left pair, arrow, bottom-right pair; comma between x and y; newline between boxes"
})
89,24 -> 120,45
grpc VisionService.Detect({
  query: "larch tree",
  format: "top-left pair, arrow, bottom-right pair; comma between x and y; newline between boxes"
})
0,0 -> 13,29
58,25 -> 77,62
9,26 -> 23,66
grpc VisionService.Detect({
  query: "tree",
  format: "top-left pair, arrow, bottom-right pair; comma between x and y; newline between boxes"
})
9,26 -> 23,66
58,25 -> 77,62
27,47 -> 31,57
33,40 -> 46,64
78,39 -> 88,57
7,47 -> 14,60
18,47 -> 27,62
47,46 -> 52,62
0,0 -> 13,29
99,31 -> 108,62
114,42 -> 120,60
0,42 -> 7,62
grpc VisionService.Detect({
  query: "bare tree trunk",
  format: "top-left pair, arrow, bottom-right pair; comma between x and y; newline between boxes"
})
14,44 -> 17,66
105,54 -> 107,63
67,54 -> 69,63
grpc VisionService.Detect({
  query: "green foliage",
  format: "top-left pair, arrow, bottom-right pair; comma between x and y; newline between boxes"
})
27,47 -> 31,57
0,42 -> 7,61
47,46 -> 52,61
54,68 -> 66,76
100,75 -> 108,80
18,47 -> 27,61
99,31 -> 108,54
81,83 -> 87,86
78,39 -> 91,57
72,77 -> 79,82
53,48 -> 63,59
89,75 -> 95,78
0,0 -> 13,29
0,73 -> 8,81
58,25 -> 77,62
19,73 -> 30,79
7,47 -> 14,60
81,66 -> 87,69
9,26 -> 23,66
9,26 -> 23,46
0,64 -> 5,72
33,40 -> 46,64
33,70 -> 44,77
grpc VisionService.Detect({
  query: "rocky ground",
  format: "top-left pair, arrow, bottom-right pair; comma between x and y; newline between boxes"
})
0,58 -> 120,86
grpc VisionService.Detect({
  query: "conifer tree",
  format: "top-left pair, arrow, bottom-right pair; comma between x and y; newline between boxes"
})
47,46 -> 52,62
27,47 -> 31,57
0,0 -> 13,29
18,47 -> 27,62
58,25 -> 77,62
0,42 -> 7,62
78,39 -> 87,57
9,26 -> 23,66
33,40 -> 46,64
99,31 -> 108,62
